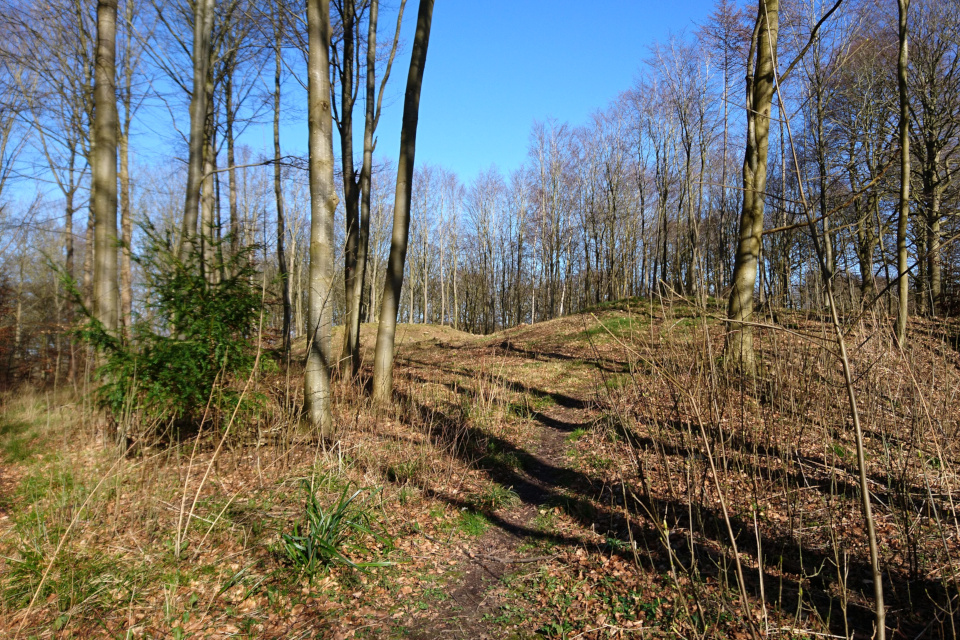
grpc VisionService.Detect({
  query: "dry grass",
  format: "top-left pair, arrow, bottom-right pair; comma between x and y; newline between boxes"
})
1,307 -> 959,638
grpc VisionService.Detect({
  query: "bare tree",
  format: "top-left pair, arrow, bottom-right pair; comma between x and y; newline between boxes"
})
372,0 -> 434,404
179,0 -> 215,261
725,0 -> 779,374
272,1 -> 291,354
91,0 -> 119,331
908,0 -> 960,317
304,0 -> 338,436
895,0 -> 910,345
338,0 -> 405,378
118,0 -> 142,333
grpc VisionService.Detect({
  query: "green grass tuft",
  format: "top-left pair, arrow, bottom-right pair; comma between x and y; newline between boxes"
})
458,511 -> 489,536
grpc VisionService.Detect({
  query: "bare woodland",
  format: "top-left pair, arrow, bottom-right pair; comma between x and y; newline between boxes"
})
1,0 -> 960,638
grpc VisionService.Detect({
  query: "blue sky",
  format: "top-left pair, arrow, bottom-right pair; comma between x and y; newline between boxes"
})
289,0 -> 722,185
11,1 -> 724,213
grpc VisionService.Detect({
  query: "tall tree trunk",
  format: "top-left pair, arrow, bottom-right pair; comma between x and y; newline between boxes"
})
422,222 -> 428,322
273,4 -> 291,355
92,0 -> 119,332
65,183 -> 77,381
200,93 -> 217,282
372,0 -> 435,404
928,187 -> 941,315
305,0 -> 338,437
119,127 -> 132,330
226,49 -> 239,264
816,81 -> 834,279
345,0 -> 405,376
11,260 -> 23,376
337,0 -> 359,376
180,0 -> 215,261
895,0 -> 910,346
119,0 -> 134,333
83,209 -> 94,313
725,1 -> 778,374
855,196 -> 878,302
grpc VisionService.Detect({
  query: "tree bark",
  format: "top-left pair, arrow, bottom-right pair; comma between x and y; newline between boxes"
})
180,0 -> 215,261
337,0 -> 359,376
65,183 -> 77,381
225,43 -> 239,265
200,89 -> 217,282
92,0 -> 120,332
273,3 -> 291,355
372,0 -> 435,404
725,1 -> 778,374
895,0 -> 910,346
344,0 -> 405,376
305,0 -> 338,437
119,0 -> 134,334
927,187 -> 941,315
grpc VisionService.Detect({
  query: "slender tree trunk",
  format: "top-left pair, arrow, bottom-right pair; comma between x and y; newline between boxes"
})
453,231 -> 460,329
422,220 -> 428,322
346,0 -> 405,376
304,0 -> 338,437
119,128 -> 132,331
337,0 -> 359,375
372,0 -> 435,404
92,0 -> 120,332
226,55 -> 240,263
273,4 -> 291,355
180,0 -> 215,260
725,2 -> 778,374
200,94 -> 217,281
119,0 -> 134,333
895,0 -> 910,346
11,260 -> 23,376
816,85 -> 834,279
65,184 -> 77,381
928,188 -> 941,315
439,195 -> 446,324
83,209 -> 94,313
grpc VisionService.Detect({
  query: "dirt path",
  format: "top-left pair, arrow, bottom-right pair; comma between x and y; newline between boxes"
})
396,330 -> 606,638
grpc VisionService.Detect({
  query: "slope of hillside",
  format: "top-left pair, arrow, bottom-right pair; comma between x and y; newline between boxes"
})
2,301 -> 960,638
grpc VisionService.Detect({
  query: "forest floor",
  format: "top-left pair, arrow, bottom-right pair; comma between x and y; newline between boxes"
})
2,299 -> 960,638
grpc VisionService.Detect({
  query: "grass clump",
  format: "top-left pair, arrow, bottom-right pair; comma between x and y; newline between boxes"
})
278,481 -> 392,578
469,484 -> 519,511
458,511 -> 490,536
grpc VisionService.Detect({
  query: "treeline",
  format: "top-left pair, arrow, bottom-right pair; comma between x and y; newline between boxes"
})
1,0 -> 959,383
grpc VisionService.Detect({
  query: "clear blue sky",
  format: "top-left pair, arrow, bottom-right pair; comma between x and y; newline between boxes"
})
367,0 -> 720,183
127,1 -> 725,194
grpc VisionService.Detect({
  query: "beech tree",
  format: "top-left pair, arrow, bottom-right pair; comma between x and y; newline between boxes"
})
91,0 -> 120,332
372,0 -> 434,404
271,1 -> 291,354
895,0 -> 911,344
908,0 -> 960,317
724,0 -> 778,374
179,0 -> 215,262
335,0 -> 405,378
304,0 -> 338,436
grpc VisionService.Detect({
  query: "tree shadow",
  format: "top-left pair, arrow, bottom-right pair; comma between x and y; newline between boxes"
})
372,361 -> 959,639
